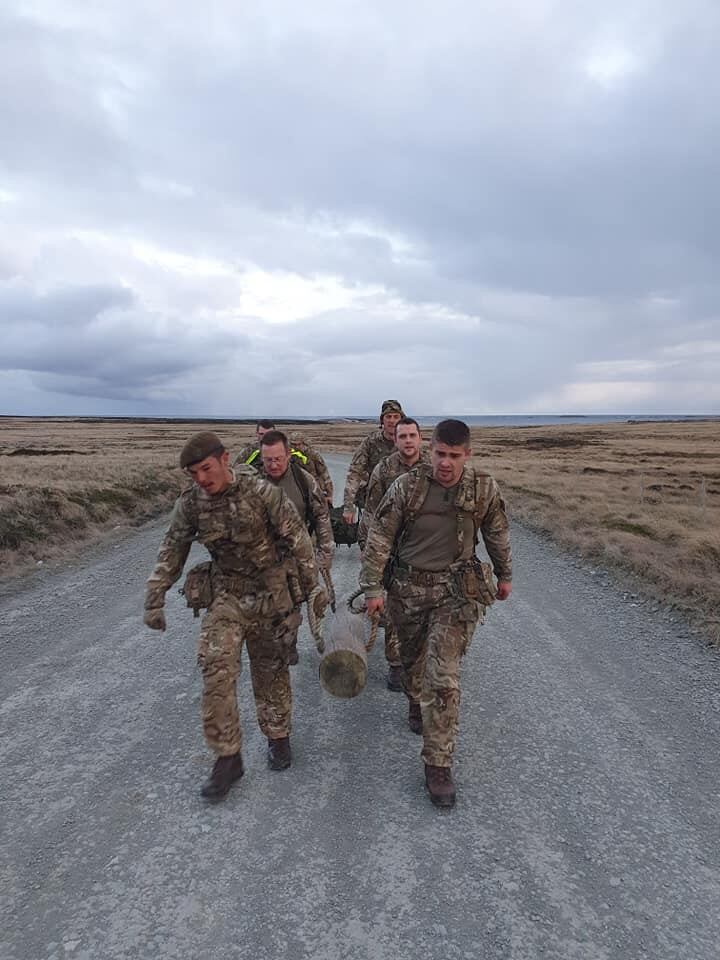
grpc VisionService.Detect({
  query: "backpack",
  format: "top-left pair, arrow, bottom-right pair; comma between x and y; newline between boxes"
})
329,506 -> 359,547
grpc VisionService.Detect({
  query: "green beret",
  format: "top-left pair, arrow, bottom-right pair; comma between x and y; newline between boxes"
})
179,432 -> 225,469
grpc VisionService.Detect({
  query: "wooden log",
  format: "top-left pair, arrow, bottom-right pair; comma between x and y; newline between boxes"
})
318,604 -> 368,699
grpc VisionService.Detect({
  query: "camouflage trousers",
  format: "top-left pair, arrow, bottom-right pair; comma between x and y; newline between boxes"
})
388,574 -> 481,768
376,592 -> 401,668
196,590 -> 302,756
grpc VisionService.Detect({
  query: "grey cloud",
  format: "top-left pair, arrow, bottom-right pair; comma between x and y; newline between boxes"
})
0,282 -> 248,396
1,1 -> 719,414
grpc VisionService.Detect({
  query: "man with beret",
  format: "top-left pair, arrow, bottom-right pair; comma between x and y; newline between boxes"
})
143,432 -> 323,801
342,400 -> 404,525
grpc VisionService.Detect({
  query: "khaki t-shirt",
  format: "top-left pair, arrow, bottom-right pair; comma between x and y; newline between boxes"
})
276,469 -> 307,523
398,481 -> 463,572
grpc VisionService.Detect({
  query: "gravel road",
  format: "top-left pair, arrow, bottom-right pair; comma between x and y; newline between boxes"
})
1,453 -> 719,960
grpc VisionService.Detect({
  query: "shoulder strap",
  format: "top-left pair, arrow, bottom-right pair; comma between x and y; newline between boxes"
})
290,460 -> 315,533
405,462 -> 431,520
246,448 -> 260,466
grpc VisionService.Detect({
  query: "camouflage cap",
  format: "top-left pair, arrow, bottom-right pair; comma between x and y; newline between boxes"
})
380,399 -> 404,419
288,431 -> 307,446
179,431 -> 225,469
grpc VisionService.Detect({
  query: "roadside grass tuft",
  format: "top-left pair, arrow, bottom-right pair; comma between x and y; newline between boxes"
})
600,518 -> 657,538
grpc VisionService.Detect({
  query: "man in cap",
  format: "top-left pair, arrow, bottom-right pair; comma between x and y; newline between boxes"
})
360,419 -> 512,809
259,430 -> 334,664
358,417 -> 430,691
342,400 -> 404,525
143,431 -> 324,801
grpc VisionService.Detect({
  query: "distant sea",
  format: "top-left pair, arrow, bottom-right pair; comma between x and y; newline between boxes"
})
410,414 -> 717,428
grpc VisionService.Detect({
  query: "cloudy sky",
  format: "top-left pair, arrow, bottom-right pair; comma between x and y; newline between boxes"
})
1,0 -> 719,416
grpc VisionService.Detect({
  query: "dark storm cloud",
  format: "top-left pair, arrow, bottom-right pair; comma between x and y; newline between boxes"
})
0,282 -> 248,397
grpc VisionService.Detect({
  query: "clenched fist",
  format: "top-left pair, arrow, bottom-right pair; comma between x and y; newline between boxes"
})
144,607 -> 167,631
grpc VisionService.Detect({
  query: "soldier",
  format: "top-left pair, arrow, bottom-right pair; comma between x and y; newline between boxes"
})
288,431 -> 334,505
143,432 -> 324,802
358,417 -> 430,692
234,419 -> 276,467
342,399 -> 404,524
259,430 -> 334,665
360,419 -> 512,809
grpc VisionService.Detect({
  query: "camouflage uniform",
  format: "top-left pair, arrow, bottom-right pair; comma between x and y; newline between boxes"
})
145,466 -> 318,756
358,448 -> 432,549
288,432 -> 334,503
235,442 -> 309,474
234,441 -> 258,466
360,461 -> 512,768
256,461 -> 334,664
342,429 -> 396,514
255,461 -> 334,568
358,448 -> 432,670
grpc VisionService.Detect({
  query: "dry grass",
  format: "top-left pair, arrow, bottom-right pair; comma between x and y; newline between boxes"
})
1,416 -> 718,641
469,420 -> 720,642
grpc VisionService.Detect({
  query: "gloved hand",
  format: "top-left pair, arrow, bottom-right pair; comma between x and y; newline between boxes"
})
144,607 -> 167,631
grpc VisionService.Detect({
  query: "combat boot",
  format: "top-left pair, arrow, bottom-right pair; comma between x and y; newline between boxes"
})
267,736 -> 292,771
424,764 -> 456,808
386,664 -> 404,692
200,752 -> 244,802
288,646 -> 299,666
408,701 -> 423,735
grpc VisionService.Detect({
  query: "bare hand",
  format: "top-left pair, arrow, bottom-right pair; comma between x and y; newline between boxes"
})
496,581 -> 512,601
366,596 -> 385,617
342,509 -> 355,524
144,607 -> 167,631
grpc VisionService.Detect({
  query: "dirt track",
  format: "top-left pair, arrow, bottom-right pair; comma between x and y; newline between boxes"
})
1,454 -> 719,960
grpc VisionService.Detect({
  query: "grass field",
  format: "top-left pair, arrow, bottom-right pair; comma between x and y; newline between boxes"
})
1,416 -> 718,640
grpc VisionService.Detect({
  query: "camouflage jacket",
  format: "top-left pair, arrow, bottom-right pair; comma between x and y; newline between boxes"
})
292,442 -> 333,502
360,461 -> 512,599
145,466 -> 318,610
234,442 -> 258,466
358,448 -> 431,548
342,429 -> 395,513
233,444 -> 309,472
254,462 -> 334,569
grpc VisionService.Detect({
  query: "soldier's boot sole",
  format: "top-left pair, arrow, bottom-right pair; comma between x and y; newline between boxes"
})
424,764 -> 456,808
267,737 -> 292,771
201,753 -> 244,802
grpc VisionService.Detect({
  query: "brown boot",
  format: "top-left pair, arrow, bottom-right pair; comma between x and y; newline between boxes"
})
408,701 -> 423,735
288,646 -> 299,666
200,752 -> 244,801
386,664 -> 404,692
424,764 -> 456,808
267,736 -> 292,771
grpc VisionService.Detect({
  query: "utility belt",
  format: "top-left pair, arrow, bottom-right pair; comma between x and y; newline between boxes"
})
392,556 -> 497,606
180,559 -> 306,617
393,558 -> 454,586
